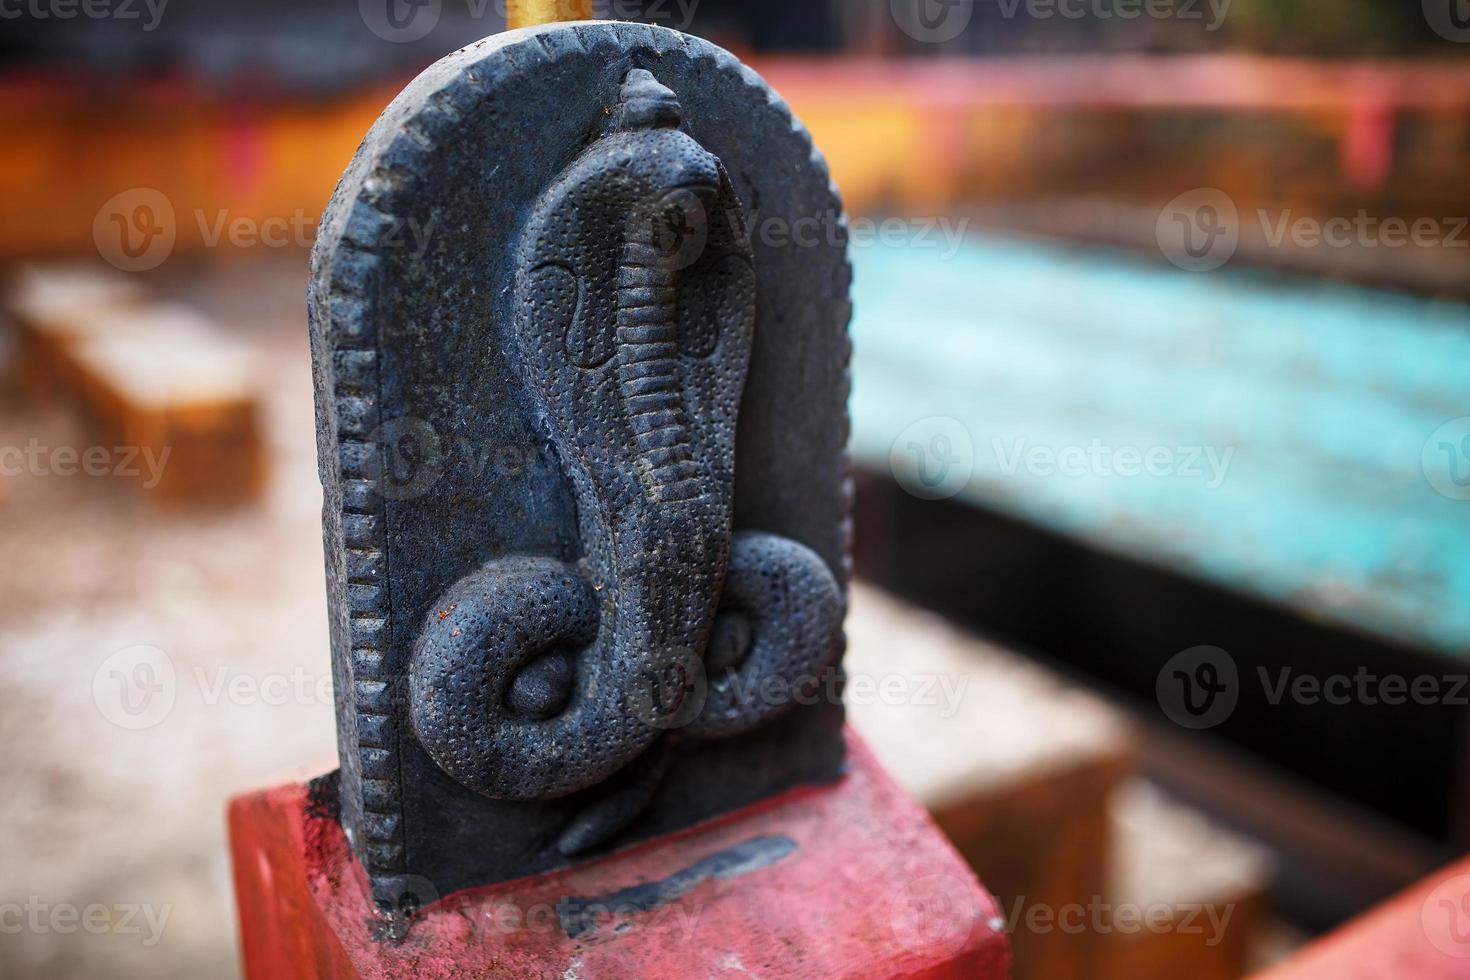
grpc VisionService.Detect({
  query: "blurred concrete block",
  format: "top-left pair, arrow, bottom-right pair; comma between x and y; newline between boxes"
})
7,263 -> 147,401
7,267 -> 267,505
846,585 -> 1277,979
846,584 -> 1138,980
1100,782 -> 1275,980
67,306 -> 267,505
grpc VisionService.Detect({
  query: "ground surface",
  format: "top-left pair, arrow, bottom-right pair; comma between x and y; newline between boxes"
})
0,256 -> 336,979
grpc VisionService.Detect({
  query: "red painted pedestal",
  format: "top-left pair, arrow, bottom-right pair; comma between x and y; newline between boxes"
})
1254,855 -> 1470,980
229,730 -> 1010,979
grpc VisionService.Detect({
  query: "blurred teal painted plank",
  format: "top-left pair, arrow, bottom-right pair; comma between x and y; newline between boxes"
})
849,234 -> 1470,659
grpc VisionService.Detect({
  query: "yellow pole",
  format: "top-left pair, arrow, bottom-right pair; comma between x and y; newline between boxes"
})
506,0 -> 594,28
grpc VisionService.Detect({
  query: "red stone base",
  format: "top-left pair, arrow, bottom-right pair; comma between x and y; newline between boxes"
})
229,729 -> 1010,979
1255,854 -> 1470,980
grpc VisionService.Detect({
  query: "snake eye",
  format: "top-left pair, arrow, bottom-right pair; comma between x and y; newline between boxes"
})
506,649 -> 576,721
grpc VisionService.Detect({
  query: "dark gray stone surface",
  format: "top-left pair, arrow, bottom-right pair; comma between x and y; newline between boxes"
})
309,21 -> 852,915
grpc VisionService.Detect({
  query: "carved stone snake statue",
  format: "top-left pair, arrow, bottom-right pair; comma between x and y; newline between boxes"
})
407,70 -> 843,853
